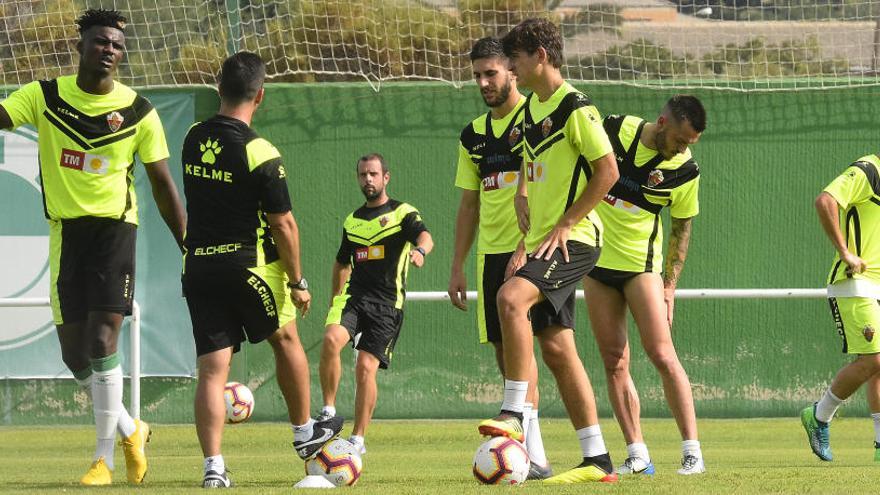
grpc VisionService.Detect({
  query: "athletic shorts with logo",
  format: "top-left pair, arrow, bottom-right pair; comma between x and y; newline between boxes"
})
184,260 -> 295,356
49,217 -> 136,325
587,266 -> 643,293
514,240 -> 600,321
325,295 -> 403,369
479,251 -> 575,343
828,296 -> 880,354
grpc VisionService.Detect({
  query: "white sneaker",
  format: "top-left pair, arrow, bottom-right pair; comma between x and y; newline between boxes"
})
677,455 -> 705,475
616,456 -> 655,475
348,436 -> 366,455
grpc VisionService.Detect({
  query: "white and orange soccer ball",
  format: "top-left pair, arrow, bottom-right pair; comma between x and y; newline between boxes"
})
472,436 -> 530,485
223,382 -> 254,424
305,438 -> 363,486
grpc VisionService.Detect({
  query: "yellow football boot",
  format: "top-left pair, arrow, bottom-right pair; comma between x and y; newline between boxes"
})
80,456 -> 112,486
543,461 -> 618,484
477,413 -> 524,442
121,419 -> 151,483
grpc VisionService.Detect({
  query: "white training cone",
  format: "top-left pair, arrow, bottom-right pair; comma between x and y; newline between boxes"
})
294,475 -> 336,489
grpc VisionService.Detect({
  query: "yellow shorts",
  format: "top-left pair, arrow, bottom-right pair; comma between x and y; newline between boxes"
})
829,297 -> 880,354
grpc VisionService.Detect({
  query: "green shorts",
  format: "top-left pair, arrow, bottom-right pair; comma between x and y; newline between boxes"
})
828,297 -> 880,354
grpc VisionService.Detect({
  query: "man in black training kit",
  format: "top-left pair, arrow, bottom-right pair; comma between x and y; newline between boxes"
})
318,153 -> 433,456
0,9 -> 185,486
181,52 -> 342,488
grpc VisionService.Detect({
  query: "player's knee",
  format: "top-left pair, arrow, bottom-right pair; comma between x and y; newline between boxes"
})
89,333 -> 115,358
322,329 -> 348,353
355,357 -> 380,381
600,349 -> 628,375
540,341 -> 569,372
646,348 -> 680,375
496,286 -> 524,318
60,349 -> 89,374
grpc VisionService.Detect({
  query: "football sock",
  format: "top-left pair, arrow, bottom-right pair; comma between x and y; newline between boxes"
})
627,442 -> 650,461
500,380 -> 528,415
816,389 -> 844,423
583,452 -> 614,473
320,405 -> 336,418
525,408 -> 548,466
91,354 -> 124,470
682,439 -> 702,459
576,424 -> 608,458
871,412 -> 880,443
522,403 -> 532,440
292,418 -> 316,442
204,455 -> 225,474
73,367 -> 92,395
117,406 -> 137,438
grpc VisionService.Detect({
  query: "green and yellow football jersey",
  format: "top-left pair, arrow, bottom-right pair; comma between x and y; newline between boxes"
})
455,97 -> 525,254
521,82 -> 613,252
824,154 -> 880,286
336,199 -> 428,309
0,75 -> 168,224
596,115 -> 700,273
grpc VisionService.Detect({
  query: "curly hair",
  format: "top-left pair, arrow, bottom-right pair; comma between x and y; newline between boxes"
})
501,18 -> 563,68
76,8 -> 127,35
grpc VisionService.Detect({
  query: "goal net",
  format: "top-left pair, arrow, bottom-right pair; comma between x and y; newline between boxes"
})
1,0 -> 878,90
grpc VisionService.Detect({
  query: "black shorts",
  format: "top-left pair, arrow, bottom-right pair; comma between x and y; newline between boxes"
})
49,217 -> 136,325
329,298 -> 403,370
515,240 -> 599,315
480,252 -> 574,343
183,262 -> 295,356
587,266 -> 643,293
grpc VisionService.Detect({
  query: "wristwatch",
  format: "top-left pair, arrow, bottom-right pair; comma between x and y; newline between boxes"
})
288,278 -> 309,291
414,246 -> 426,257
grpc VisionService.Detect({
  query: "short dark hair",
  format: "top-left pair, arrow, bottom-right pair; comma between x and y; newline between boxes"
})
357,153 -> 388,173
218,52 -> 266,104
501,18 -> 563,68
76,8 -> 127,35
665,95 -> 707,133
470,37 -> 505,62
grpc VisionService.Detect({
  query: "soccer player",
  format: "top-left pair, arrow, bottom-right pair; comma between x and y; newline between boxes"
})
318,153 -> 433,456
477,18 -> 621,484
181,52 -> 342,488
448,37 -> 552,479
802,152 -> 880,463
584,96 -> 707,475
0,9 -> 185,485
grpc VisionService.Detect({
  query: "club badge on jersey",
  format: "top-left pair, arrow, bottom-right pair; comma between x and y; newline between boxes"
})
106,111 -> 124,132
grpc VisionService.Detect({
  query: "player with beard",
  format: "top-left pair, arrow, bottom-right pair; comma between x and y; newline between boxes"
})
448,37 -> 552,479
317,153 -> 433,456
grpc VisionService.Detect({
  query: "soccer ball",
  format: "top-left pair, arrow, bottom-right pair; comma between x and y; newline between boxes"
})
472,436 -> 530,485
223,382 -> 254,424
305,438 -> 363,486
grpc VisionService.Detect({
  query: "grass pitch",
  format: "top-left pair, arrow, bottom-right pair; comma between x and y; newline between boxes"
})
0,418 -> 878,493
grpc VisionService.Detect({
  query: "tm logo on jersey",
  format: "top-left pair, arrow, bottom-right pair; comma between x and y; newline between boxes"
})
355,245 -> 385,262
526,162 -> 547,182
60,148 -> 109,175
482,171 -> 519,191
200,138 -> 222,165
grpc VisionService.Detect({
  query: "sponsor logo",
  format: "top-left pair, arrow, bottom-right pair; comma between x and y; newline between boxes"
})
647,169 -> 664,187
355,245 -> 385,262
278,165 -> 287,179
59,148 -> 109,175
541,117 -> 553,138
508,126 -> 521,146
107,111 -> 124,132
864,325 -> 875,342
193,243 -> 243,256
526,162 -> 547,182
247,275 -> 276,317
185,163 -> 233,183
200,138 -> 222,165
603,194 -> 642,214
57,107 -> 80,119
379,215 -> 389,227
543,260 -> 558,279
481,170 -> 519,191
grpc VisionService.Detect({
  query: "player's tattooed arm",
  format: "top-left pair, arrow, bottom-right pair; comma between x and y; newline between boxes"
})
663,216 -> 693,327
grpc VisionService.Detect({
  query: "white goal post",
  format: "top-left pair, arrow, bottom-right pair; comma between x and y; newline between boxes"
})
0,298 -> 142,419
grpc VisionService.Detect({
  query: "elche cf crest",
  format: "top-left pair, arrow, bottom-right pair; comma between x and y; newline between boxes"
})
541,117 -> 553,138
508,126 -> 521,147
379,216 -> 389,227
647,169 -> 664,187
107,111 -> 124,132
